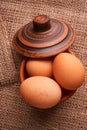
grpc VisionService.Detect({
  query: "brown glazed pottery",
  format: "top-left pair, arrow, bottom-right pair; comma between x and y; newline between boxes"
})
13,15 -> 75,58
13,15 -> 76,103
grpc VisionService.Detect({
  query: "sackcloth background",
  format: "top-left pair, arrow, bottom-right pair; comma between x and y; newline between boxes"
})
0,0 -> 87,130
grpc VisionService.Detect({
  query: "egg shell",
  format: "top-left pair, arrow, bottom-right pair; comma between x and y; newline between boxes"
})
26,57 -> 53,77
20,76 -> 62,109
53,52 -> 85,90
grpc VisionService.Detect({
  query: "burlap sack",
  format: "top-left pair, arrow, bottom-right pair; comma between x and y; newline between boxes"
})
0,16 -> 17,85
0,0 -> 87,130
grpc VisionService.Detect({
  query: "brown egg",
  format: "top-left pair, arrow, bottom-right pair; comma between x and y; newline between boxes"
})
26,57 -> 53,77
53,52 -> 85,90
20,76 -> 62,109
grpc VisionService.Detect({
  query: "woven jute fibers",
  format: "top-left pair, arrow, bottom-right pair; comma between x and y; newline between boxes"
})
0,0 -> 87,130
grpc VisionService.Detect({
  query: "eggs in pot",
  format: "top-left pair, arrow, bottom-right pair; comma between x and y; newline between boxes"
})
53,52 -> 85,90
20,76 -> 62,109
26,57 -> 53,77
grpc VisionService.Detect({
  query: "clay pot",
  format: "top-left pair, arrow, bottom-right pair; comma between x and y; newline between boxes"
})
13,15 -> 76,104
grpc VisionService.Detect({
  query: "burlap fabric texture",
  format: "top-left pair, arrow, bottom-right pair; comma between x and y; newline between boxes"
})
0,0 -> 87,130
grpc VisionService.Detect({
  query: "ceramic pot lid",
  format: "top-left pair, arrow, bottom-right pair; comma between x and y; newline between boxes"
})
13,15 -> 75,58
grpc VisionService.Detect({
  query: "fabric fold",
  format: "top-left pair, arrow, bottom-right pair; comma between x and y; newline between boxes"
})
0,15 -> 18,86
